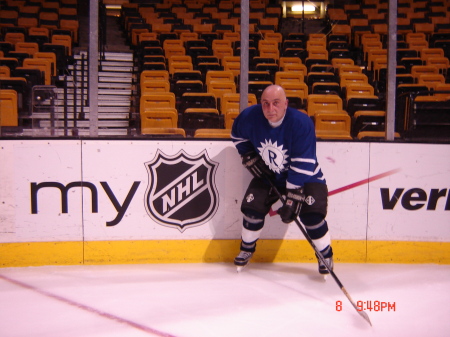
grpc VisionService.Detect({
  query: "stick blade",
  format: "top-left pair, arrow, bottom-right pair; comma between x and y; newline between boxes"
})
358,310 -> 372,327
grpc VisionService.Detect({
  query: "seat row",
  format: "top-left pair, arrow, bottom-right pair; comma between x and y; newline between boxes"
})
359,32 -> 450,93
121,0 -> 281,43
327,2 -> 450,51
137,89 -> 388,140
1,0 -> 79,45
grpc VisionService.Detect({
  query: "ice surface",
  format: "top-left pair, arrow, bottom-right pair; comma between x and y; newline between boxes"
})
1,263 -> 449,337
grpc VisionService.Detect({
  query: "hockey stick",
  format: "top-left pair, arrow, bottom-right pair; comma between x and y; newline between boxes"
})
266,180 -> 372,327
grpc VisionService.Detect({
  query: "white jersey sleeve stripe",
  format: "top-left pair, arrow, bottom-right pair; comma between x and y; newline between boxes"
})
290,166 -> 315,176
231,135 -> 250,146
291,157 -> 316,164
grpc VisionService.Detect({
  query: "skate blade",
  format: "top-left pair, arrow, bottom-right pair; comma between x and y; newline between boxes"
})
236,264 -> 248,273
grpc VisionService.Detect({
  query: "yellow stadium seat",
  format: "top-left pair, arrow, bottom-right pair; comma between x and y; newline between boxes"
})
279,57 -> 302,71
0,89 -> 18,126
417,74 -> 446,90
307,94 -> 344,117
51,35 -> 72,56
282,63 -> 308,77
22,58 -> 52,85
345,83 -> 376,100
282,81 -> 309,103
221,93 -> 257,115
140,108 -> 178,128
33,52 -> 57,76
141,80 -> 171,94
141,127 -> 186,137
0,66 -> 11,78
275,71 -> 304,85
340,73 -> 369,89
140,92 -> 176,113
140,70 -> 169,87
205,70 -> 235,87
207,81 -> 236,102
314,112 -> 353,140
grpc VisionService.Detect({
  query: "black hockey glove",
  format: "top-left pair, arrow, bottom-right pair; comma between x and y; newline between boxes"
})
278,188 -> 305,223
242,151 -> 274,180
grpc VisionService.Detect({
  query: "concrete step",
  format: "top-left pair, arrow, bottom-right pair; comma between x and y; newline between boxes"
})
48,99 -> 130,108
53,87 -> 133,100
32,112 -> 130,119
74,51 -> 133,62
38,120 -> 130,128
22,128 -> 131,137
52,106 -> 131,113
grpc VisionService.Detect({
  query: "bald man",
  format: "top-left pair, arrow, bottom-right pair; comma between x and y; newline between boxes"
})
231,85 -> 333,274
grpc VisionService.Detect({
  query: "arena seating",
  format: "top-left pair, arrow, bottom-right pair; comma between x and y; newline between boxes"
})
120,0 -> 448,139
0,0 -> 77,129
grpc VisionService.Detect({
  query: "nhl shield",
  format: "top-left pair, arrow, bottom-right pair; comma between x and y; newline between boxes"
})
145,149 -> 219,232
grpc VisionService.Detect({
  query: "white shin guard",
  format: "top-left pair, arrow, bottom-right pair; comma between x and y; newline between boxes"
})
241,227 -> 263,244
312,232 -> 331,253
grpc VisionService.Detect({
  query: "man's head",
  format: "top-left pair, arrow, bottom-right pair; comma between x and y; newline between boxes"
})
260,85 -> 288,124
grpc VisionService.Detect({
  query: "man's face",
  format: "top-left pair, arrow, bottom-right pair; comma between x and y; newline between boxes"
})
261,87 -> 288,124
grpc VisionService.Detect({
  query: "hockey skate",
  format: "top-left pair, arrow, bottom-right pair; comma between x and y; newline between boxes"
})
234,251 -> 253,273
318,256 -> 334,280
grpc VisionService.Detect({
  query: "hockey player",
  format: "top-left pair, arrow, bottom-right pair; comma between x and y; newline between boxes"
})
231,84 -> 333,274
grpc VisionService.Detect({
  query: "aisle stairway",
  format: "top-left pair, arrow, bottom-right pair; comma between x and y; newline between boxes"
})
22,14 -> 138,137
24,51 -> 136,136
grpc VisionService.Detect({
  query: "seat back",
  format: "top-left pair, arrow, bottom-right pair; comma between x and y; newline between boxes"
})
314,112 -> 353,140
274,71 -> 304,85
178,93 -> 217,114
141,80 -> 170,94
426,57 -> 449,75
0,66 -> 11,78
140,70 -> 169,87
140,92 -> 176,112
51,34 -> 72,56
366,48 -> 387,71
194,129 -> 231,138
340,73 -> 369,89
141,127 -> 186,137
0,89 -> 18,126
207,81 -> 236,102
15,42 -> 39,56
281,81 -> 309,101
411,65 -> 440,80
168,61 -> 193,75
140,108 -> 178,128
279,57 -> 302,71
221,93 -> 257,115
282,63 -> 307,77
205,70 -> 235,87
307,94 -> 343,117
345,83 -> 375,99
33,52 -> 57,76
22,58 -> 52,85
417,74 -> 446,90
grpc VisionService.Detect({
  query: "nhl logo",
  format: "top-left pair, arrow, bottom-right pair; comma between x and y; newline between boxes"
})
145,149 -> 219,232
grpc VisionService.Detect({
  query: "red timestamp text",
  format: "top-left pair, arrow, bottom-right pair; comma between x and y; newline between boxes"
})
336,300 -> 396,312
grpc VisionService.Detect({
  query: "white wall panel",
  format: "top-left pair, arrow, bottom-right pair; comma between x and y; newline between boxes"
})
0,140 -> 83,242
1,140 -> 448,244
367,143 -> 450,241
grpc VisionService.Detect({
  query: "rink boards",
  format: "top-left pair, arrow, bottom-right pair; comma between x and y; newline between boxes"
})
0,139 -> 449,267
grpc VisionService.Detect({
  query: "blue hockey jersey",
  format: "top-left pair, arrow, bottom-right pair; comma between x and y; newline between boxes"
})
231,104 -> 326,189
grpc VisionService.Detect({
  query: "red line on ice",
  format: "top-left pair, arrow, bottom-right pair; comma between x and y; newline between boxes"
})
0,274 -> 177,337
